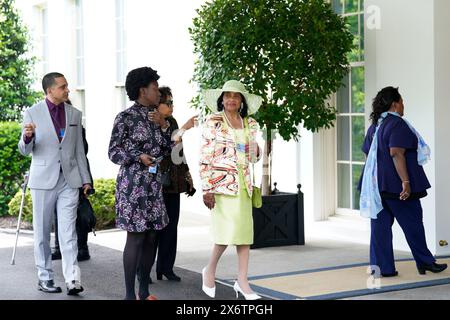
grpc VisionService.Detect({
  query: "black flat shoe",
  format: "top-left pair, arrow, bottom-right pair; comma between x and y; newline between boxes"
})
77,249 -> 91,262
157,271 -> 181,281
38,280 -> 62,293
381,271 -> 398,277
418,262 -> 448,275
371,270 -> 398,278
51,249 -> 61,261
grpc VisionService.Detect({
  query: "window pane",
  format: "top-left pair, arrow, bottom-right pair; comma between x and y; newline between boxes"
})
346,15 -> 360,62
116,52 -> 124,82
352,116 -> 365,162
351,66 -> 364,113
352,164 -> 363,210
359,13 -> 364,61
337,73 -> 350,114
345,0 -> 359,13
338,163 -> 351,208
337,116 -> 350,161
77,58 -> 84,86
332,0 -> 344,14
76,0 -> 83,27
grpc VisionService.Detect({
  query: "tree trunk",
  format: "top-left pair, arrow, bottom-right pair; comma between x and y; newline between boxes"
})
261,138 -> 273,196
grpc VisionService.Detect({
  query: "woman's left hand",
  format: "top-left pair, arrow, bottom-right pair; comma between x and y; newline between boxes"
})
400,181 -> 411,200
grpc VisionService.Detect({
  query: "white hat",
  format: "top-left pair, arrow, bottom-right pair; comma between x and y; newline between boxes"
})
203,80 -> 263,115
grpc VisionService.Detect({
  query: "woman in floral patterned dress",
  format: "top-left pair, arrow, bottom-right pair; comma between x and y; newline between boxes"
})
108,67 -> 172,300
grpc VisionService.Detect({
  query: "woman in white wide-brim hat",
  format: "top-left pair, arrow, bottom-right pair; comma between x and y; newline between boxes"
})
199,80 -> 263,300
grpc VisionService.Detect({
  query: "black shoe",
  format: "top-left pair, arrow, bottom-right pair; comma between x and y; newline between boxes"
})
66,280 -> 84,295
371,270 -> 398,278
381,271 -> 398,277
38,280 -> 62,293
418,262 -> 448,275
157,271 -> 181,281
51,248 -> 62,261
77,249 -> 90,262
137,272 -> 152,284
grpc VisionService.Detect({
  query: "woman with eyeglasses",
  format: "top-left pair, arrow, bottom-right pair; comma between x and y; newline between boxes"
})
142,86 -> 196,282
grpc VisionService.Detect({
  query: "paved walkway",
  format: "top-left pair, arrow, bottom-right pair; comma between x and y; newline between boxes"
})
2,211 -> 450,300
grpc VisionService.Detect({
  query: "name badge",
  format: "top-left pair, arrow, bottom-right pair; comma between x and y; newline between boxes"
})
148,165 -> 158,174
236,143 -> 246,153
60,128 -> 65,138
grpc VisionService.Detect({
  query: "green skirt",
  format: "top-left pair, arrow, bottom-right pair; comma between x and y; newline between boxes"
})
211,169 -> 253,245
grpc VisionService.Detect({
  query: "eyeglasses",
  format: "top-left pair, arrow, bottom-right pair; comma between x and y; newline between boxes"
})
162,100 -> 173,107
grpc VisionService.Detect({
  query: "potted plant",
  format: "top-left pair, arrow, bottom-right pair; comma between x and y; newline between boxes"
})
189,0 -> 353,248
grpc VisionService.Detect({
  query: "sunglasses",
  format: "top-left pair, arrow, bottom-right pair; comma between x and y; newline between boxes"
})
161,100 -> 173,107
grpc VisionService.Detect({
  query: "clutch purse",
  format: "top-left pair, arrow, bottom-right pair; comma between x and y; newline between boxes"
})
252,185 -> 262,208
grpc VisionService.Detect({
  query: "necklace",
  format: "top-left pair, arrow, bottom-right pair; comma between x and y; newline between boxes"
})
223,111 -> 243,129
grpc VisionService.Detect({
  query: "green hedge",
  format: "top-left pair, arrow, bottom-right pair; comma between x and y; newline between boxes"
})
8,178 -> 117,230
0,122 -> 31,216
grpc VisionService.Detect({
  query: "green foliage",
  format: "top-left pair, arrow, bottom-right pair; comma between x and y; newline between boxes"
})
89,179 -> 117,229
8,179 -> 118,230
189,0 -> 353,141
0,121 -> 30,216
7,188 -> 32,222
0,0 -> 41,122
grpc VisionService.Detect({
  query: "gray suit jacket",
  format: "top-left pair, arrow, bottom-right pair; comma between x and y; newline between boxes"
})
18,100 -> 92,190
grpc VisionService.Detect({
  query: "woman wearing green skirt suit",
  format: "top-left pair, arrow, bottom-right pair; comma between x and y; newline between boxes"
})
200,80 -> 263,300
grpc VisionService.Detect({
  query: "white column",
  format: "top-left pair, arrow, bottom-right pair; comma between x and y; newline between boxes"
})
366,0 -> 450,255
433,0 -> 450,256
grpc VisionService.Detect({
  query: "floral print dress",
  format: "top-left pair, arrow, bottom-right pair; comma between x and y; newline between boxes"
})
108,103 -> 172,232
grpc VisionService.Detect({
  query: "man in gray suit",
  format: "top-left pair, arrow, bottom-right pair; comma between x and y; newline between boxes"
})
18,72 -> 92,295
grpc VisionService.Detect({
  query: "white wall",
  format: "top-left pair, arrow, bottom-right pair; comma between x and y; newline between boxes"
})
366,0 -> 450,255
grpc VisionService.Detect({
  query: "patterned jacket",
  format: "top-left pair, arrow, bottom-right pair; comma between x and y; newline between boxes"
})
200,112 -> 261,196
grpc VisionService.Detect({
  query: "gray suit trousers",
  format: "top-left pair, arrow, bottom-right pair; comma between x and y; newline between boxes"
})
31,172 -> 80,283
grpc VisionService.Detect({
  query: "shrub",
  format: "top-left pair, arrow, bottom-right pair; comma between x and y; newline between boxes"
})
7,188 -> 32,222
0,122 -> 31,216
89,179 -> 117,229
8,178 -> 117,230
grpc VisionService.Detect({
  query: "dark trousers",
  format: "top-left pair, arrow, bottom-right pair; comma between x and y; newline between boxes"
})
153,193 -> 180,274
54,209 -> 89,251
370,198 -> 435,274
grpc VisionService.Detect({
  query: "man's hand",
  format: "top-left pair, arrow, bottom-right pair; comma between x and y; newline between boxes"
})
24,123 -> 36,138
82,184 -> 93,197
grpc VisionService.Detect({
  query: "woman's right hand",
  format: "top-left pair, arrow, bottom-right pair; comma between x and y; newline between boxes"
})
182,116 -> 197,131
139,154 -> 155,167
203,193 -> 215,209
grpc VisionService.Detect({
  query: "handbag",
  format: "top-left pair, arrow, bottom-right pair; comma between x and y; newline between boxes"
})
77,193 -> 97,235
243,118 -> 262,208
161,169 -> 171,188
251,165 -> 262,208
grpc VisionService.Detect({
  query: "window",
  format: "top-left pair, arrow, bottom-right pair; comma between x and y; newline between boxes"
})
37,5 -> 49,76
75,0 -> 85,87
115,86 -> 129,112
79,89 -> 86,127
334,0 -> 365,212
115,0 -> 126,84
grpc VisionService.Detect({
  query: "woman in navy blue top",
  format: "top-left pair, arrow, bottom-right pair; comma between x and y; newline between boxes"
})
361,87 -> 447,277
